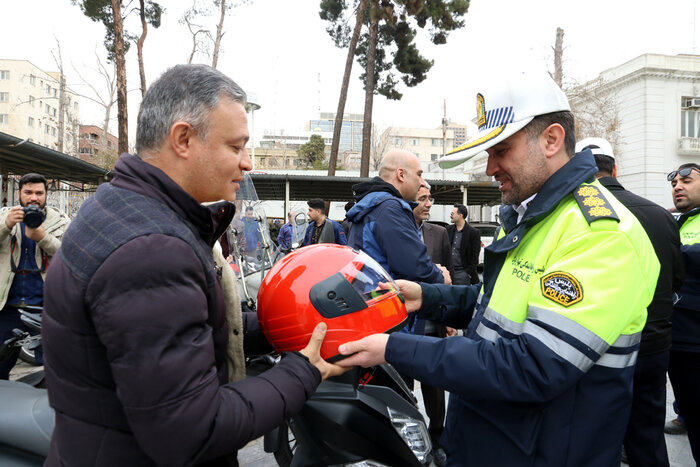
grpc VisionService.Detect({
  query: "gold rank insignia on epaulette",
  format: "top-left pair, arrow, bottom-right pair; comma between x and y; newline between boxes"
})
572,183 -> 619,224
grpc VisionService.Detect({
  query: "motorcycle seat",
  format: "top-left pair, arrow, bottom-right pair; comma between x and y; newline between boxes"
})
0,380 -> 53,456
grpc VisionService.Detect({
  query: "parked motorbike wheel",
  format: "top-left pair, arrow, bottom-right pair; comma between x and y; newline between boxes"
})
271,420 -> 296,467
19,344 -> 39,366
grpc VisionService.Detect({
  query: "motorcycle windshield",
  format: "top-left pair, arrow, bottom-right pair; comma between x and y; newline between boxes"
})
226,174 -> 278,280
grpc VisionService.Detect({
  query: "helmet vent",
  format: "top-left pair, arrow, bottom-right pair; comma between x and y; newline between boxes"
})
310,272 -> 368,318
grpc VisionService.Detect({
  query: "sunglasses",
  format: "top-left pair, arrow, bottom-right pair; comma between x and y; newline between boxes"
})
667,167 -> 700,181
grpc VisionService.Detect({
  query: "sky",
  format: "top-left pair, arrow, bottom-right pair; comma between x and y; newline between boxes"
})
3,0 -> 700,147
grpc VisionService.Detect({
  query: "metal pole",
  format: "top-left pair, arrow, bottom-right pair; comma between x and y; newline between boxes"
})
285,179 -> 290,220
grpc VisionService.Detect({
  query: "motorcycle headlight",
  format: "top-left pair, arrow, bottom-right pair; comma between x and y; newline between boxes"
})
387,407 -> 432,464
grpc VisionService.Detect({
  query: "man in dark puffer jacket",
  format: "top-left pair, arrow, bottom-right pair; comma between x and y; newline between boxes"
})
42,64 -> 344,466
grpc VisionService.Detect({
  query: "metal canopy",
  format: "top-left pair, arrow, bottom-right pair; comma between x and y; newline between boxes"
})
0,132 -> 111,186
249,173 -> 501,206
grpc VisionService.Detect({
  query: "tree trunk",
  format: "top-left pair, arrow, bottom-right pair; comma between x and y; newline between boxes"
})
328,0 -> 368,176
137,0 -> 148,98
111,0 -> 129,154
553,27 -> 564,87
360,16 -> 378,178
212,0 -> 226,69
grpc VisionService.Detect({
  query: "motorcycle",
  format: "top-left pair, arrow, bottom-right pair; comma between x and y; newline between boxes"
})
264,363 -> 433,467
0,308 -> 50,466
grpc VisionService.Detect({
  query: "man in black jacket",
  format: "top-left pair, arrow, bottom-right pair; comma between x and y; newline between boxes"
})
446,204 -> 481,285
42,64 -> 343,466
580,137 -> 684,467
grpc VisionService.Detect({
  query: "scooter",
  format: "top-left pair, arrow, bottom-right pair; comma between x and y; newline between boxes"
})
263,362 -> 433,467
0,309 -> 50,466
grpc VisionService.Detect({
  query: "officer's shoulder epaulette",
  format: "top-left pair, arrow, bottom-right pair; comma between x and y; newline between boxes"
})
572,183 -> 619,224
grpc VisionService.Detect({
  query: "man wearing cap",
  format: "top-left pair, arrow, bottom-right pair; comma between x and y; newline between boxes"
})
337,71 -> 659,466
667,162 -> 700,463
579,137 -> 683,466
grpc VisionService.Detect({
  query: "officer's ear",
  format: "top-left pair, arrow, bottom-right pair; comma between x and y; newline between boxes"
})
612,164 -> 618,178
541,123 -> 565,159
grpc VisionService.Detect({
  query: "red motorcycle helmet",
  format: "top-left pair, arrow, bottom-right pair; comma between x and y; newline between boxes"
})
257,244 -> 407,361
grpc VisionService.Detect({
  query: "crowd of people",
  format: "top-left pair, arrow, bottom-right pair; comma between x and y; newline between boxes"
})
0,63 -> 697,467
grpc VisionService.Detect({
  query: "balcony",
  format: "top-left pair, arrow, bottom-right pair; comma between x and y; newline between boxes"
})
678,137 -> 700,156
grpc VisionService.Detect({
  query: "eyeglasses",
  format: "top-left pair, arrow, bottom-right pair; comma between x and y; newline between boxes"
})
667,167 -> 700,181
417,197 -> 435,204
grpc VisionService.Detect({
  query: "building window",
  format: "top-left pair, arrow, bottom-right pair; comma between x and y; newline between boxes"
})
0,114 -> 8,124
0,70 -> 9,80
431,154 -> 438,161
392,137 -> 402,145
45,124 -> 50,134
260,157 -> 265,164
53,88 -> 57,97
52,107 -> 57,117
45,104 -> 50,114
431,138 -> 441,146
79,147 -> 91,154
0,92 -> 7,103
410,138 -> 419,146
29,74 -> 36,85
28,116 -> 34,127
51,127 -> 56,136
29,95 -> 35,107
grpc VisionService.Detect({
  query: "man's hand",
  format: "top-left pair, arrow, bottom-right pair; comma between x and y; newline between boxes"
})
445,326 -> 458,337
395,279 -> 423,312
25,223 -> 46,242
299,322 -> 347,380
437,264 -> 452,285
4,206 -> 24,230
336,333 -> 390,368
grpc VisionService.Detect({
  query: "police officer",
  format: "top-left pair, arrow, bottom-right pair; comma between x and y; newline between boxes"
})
337,71 -> 660,466
667,162 -> 700,464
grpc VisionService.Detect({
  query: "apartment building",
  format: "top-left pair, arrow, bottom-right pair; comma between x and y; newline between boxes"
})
0,59 -> 81,154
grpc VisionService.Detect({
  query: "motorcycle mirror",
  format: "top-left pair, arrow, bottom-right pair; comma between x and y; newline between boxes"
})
295,213 -> 307,226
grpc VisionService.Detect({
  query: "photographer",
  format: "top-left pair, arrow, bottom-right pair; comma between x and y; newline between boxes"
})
0,173 -> 69,379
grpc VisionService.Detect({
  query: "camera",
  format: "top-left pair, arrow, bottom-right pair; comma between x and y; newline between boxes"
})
22,205 -> 45,229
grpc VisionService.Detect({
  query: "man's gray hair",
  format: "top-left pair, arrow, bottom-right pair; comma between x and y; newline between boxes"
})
136,64 -> 247,154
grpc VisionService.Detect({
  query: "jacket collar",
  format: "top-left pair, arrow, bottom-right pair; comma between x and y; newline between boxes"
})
493,149 -> 597,253
679,205 -> 700,228
597,176 -> 625,192
110,153 -> 235,247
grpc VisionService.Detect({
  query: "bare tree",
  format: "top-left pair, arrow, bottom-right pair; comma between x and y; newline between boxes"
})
180,4 -> 212,63
549,28 -> 621,152
567,77 -> 622,151
73,51 -> 119,169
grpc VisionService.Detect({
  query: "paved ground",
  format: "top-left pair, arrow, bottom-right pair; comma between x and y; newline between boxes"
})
11,362 -> 694,466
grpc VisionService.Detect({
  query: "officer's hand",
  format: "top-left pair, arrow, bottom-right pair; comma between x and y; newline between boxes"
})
336,334 -> 389,368
299,322 -> 347,381
25,223 -> 46,242
445,326 -> 458,337
5,206 -> 24,230
395,279 -> 422,312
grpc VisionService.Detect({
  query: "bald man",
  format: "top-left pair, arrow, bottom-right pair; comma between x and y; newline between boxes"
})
346,149 -> 446,321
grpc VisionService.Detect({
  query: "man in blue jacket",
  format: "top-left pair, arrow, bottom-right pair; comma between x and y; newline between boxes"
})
346,149 -> 447,289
